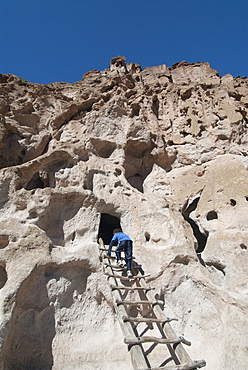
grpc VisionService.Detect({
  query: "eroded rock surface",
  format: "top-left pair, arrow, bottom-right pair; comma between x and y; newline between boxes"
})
0,57 -> 247,369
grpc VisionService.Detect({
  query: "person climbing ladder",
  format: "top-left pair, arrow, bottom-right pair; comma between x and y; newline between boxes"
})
107,228 -> 133,278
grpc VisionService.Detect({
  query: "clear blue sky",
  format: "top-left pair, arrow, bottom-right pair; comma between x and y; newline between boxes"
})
1,0 -> 247,84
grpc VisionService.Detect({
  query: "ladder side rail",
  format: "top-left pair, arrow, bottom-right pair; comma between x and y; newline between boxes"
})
140,359 -> 206,370
138,275 -> 193,364
111,285 -> 155,291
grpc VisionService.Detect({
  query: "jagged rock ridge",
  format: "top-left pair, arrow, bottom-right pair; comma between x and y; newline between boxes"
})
0,56 -> 247,369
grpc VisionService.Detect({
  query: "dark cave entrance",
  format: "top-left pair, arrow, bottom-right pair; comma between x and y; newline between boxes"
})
97,213 -> 122,245
25,171 -> 52,190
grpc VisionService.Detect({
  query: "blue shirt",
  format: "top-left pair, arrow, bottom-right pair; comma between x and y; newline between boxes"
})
111,232 -> 132,243
107,232 -> 132,255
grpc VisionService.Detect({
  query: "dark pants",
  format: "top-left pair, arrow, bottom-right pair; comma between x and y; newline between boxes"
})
115,240 -> 133,270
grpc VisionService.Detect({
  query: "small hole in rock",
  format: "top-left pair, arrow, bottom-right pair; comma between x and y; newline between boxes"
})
240,243 -> 247,250
29,212 -> 37,218
206,211 -> 218,221
0,235 -> 9,249
91,139 -> 116,158
131,103 -> 140,117
245,196 -> 248,201
230,199 -> 236,206
145,232 -> 150,242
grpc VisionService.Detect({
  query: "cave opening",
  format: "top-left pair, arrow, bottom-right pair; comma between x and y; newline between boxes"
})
97,213 -> 121,245
152,96 -> 159,118
0,265 -> 7,289
25,171 -> 51,190
182,196 -> 209,254
26,172 -> 46,190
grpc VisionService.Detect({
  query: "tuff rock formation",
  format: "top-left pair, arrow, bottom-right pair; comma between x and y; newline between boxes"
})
0,56 -> 247,369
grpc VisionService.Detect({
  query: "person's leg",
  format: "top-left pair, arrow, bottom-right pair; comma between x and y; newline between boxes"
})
125,240 -> 133,271
115,242 -> 124,263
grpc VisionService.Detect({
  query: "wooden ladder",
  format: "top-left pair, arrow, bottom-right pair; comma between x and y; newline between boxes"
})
98,239 -> 206,370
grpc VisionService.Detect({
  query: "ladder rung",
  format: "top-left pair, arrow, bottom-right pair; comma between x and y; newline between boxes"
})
104,264 -> 124,269
124,336 -> 191,346
104,273 -> 150,280
141,359 -> 206,370
122,316 -> 178,324
102,254 -> 136,260
104,263 -> 142,269
116,299 -> 163,306
110,285 -> 155,291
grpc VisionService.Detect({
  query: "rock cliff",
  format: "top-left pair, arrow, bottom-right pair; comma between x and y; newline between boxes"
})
0,56 -> 247,369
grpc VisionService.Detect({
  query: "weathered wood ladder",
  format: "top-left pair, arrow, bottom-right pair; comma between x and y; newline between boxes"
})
98,239 -> 206,370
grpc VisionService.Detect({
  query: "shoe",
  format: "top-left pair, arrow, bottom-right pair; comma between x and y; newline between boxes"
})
127,270 -> 133,278
117,260 -> 124,267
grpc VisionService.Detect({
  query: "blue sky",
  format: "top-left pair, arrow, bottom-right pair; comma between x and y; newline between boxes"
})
1,0 -> 247,84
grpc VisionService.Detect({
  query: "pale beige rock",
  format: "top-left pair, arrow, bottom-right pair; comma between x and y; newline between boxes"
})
0,57 -> 247,369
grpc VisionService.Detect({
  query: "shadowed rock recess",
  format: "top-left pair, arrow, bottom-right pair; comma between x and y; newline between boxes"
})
0,57 -> 247,369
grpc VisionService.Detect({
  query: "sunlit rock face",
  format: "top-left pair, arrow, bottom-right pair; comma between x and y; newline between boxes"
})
0,57 -> 247,369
